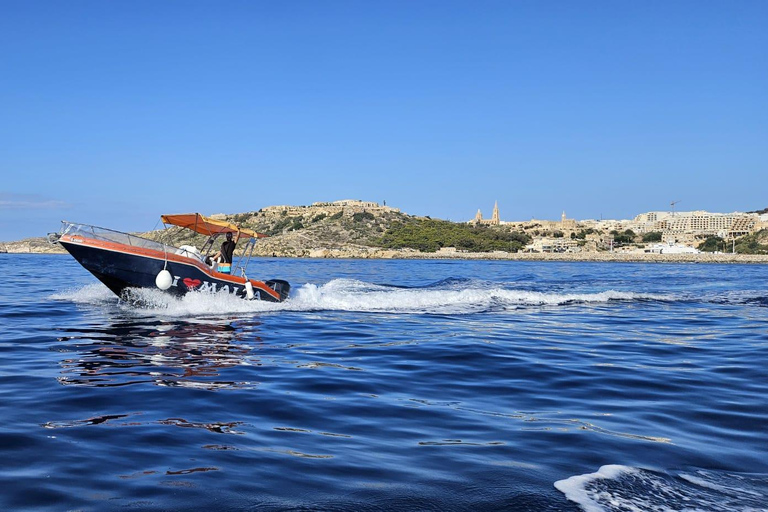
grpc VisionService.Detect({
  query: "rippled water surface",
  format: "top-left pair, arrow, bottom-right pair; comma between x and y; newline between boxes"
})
1,255 -> 767,511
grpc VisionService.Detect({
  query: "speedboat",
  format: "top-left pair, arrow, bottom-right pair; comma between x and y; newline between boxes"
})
49,213 -> 290,302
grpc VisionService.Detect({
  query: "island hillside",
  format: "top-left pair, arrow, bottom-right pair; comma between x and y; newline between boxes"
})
3,200 -> 768,262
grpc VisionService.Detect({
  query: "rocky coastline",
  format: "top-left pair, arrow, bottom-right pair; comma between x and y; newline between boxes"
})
3,237 -> 767,264
280,247 -> 768,264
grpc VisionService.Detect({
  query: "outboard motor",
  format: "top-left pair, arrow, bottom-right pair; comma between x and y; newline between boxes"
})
265,279 -> 291,302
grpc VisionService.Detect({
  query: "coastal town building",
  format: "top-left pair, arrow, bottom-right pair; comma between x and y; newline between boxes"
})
633,210 -> 758,238
469,202 -> 764,252
644,242 -> 701,254
757,213 -> 768,231
312,200 -> 385,209
263,200 -> 400,216
471,204 -> 581,233
516,211 -> 578,232
525,237 -> 579,253
559,211 -> 577,230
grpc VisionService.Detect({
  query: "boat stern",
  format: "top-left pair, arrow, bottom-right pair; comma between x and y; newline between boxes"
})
265,279 -> 291,302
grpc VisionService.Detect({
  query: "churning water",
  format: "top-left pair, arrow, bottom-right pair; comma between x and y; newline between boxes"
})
1,255 -> 767,511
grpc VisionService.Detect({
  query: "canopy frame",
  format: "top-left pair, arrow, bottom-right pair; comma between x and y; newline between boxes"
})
160,213 -> 267,239
160,213 -> 268,277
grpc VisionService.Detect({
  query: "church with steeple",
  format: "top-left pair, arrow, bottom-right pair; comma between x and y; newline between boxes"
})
470,203 -> 579,229
472,201 -> 501,226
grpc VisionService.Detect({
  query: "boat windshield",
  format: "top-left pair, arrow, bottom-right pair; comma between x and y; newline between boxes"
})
60,221 -> 177,254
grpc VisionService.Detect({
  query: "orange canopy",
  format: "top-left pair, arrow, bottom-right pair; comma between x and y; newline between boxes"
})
160,213 -> 268,238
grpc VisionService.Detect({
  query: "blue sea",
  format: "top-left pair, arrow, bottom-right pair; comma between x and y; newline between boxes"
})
1,254 -> 767,511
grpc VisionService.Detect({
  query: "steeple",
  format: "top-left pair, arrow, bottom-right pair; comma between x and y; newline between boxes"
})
492,201 -> 500,224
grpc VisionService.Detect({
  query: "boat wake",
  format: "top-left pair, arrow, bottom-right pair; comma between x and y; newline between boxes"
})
51,278 -> 665,317
555,464 -> 768,512
285,278 -> 660,314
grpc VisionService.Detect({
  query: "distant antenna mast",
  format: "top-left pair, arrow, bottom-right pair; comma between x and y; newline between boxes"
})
670,200 -> 680,216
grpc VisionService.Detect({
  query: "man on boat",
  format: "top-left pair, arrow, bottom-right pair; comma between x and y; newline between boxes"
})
210,231 -> 237,274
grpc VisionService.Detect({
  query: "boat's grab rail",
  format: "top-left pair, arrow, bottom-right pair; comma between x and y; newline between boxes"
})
59,221 -> 177,253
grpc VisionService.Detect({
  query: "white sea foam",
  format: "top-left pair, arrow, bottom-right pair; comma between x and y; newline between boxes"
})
49,283 -> 116,304
555,465 -> 637,512
679,471 -> 764,498
49,278 -> 663,318
286,279 -> 651,314
555,465 -> 768,512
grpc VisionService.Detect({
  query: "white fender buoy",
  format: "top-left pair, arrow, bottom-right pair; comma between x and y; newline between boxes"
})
155,269 -> 173,290
244,280 -> 255,300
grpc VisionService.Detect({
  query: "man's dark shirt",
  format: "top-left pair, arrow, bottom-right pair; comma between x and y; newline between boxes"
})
221,240 -> 236,263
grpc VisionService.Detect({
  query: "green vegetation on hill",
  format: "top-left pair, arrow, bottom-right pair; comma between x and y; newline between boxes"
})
610,229 -> 636,244
698,236 -> 725,252
734,230 -> 768,254
353,211 -> 375,222
570,228 -> 598,240
642,231 -> 663,243
378,218 -> 530,253
699,230 -> 768,254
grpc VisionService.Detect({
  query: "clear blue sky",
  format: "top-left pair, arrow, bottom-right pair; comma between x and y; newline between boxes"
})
1,0 -> 766,240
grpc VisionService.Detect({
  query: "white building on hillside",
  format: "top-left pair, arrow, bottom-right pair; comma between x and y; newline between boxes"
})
633,210 -> 758,238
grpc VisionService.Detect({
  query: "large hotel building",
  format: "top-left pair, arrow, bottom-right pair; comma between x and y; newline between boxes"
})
632,211 -> 759,238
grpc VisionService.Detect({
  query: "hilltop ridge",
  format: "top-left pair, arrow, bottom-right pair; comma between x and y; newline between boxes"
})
202,200 -> 414,257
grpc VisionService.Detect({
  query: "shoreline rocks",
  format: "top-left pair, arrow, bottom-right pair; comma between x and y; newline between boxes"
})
278,247 -> 768,264
4,238 -> 767,264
